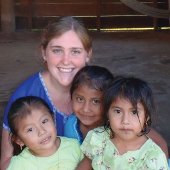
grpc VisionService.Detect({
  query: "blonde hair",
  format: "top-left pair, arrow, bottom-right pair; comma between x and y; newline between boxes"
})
41,16 -> 92,53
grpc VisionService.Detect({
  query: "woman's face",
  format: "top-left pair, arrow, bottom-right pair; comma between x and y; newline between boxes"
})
42,30 -> 91,87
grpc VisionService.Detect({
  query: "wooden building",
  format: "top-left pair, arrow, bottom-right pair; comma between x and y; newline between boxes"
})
0,0 -> 169,32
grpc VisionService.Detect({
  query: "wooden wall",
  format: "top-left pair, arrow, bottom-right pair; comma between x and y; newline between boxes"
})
1,0 -> 169,31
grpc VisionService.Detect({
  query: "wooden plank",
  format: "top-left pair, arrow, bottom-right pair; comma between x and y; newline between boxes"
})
16,15 -> 168,30
16,16 -> 98,30
100,16 -> 169,28
101,1 -> 168,15
102,0 -> 166,2
16,4 -> 98,16
100,16 -> 155,28
34,0 -> 96,3
15,0 -> 97,4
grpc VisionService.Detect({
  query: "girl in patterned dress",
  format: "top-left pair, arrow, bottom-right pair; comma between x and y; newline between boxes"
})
79,76 -> 168,170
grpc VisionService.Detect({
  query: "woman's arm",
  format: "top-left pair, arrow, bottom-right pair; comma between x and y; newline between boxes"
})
76,156 -> 92,170
0,129 -> 13,170
148,128 -> 169,159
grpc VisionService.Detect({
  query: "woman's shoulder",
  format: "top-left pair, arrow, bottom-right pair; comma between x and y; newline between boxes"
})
8,72 -> 44,101
3,72 -> 46,129
13,72 -> 41,92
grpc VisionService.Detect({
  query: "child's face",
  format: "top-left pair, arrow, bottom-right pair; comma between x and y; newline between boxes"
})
72,84 -> 104,128
108,97 -> 146,141
15,108 -> 57,156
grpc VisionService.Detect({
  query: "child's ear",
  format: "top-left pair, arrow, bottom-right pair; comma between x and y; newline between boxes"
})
12,136 -> 24,147
146,116 -> 150,123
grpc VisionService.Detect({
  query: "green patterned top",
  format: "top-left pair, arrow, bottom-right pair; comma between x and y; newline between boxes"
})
81,127 -> 169,170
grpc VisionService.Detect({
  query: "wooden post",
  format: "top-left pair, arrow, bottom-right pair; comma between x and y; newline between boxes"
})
1,0 -> 15,32
25,0 -> 34,30
96,0 -> 101,32
168,0 -> 170,25
153,0 -> 158,31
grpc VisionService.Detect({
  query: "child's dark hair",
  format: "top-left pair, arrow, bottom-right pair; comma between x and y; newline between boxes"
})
70,65 -> 114,98
104,76 -> 155,136
8,96 -> 54,155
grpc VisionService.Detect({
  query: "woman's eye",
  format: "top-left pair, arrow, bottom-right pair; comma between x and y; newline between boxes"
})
42,118 -> 48,124
53,48 -> 63,54
71,49 -> 81,55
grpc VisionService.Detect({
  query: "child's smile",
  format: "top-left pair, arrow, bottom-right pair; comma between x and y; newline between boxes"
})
16,108 -> 58,157
72,84 -> 104,128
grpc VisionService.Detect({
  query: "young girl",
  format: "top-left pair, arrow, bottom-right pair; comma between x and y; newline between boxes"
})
64,65 -> 114,144
79,76 -> 169,169
7,96 -> 83,170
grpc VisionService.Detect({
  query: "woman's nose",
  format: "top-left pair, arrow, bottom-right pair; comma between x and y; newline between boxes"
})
62,52 -> 70,65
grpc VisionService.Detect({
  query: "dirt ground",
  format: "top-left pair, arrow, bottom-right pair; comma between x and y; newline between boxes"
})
0,30 -> 170,153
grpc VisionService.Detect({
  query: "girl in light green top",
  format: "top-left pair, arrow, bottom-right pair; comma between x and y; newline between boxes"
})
7,96 -> 83,170
78,76 -> 169,170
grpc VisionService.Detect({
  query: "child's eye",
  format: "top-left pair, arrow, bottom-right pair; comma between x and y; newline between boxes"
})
26,128 -> 33,133
114,109 -> 121,114
132,110 -> 138,115
92,98 -> 101,105
76,96 -> 84,103
42,118 -> 48,124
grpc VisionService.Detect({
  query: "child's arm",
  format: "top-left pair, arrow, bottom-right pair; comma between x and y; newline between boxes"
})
148,128 -> 169,159
76,156 -> 92,170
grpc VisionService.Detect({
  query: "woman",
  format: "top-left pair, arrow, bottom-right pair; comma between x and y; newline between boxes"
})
1,16 -> 92,170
